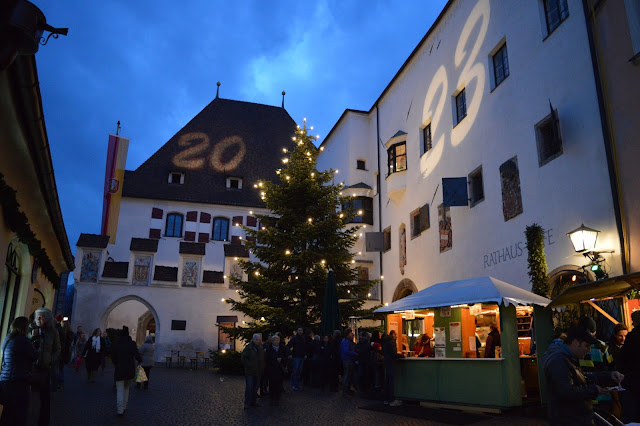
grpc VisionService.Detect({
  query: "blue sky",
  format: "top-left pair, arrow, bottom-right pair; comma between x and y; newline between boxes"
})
33,1 -> 448,274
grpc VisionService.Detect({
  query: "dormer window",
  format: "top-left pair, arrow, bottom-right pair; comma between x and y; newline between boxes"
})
226,177 -> 242,190
168,172 -> 184,184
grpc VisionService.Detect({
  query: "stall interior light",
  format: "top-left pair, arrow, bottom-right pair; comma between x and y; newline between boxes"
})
450,304 -> 469,308
480,310 -> 499,315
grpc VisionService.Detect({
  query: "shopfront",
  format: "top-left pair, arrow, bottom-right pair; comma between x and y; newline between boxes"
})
375,276 -> 551,409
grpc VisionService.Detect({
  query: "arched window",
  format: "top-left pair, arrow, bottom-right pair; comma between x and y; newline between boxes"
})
165,213 -> 183,237
212,217 -> 230,241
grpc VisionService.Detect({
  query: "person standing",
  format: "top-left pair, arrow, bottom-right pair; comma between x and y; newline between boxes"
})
241,333 -> 264,409
286,327 -> 307,391
74,332 -> 86,372
82,328 -> 104,382
355,332 -> 372,392
135,335 -> 154,390
607,323 -> 628,421
263,334 -> 287,406
71,326 -> 82,363
542,323 -> 623,425
382,330 -> 403,406
100,331 -> 112,374
484,323 -> 501,358
340,328 -> 358,398
28,308 -> 61,426
55,318 -> 73,390
111,326 -> 141,417
619,311 -> 640,422
0,317 -> 37,426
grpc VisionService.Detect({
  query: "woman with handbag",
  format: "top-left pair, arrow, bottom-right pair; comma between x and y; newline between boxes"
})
0,316 -> 37,426
111,326 -> 141,417
135,335 -> 154,390
74,332 -> 86,372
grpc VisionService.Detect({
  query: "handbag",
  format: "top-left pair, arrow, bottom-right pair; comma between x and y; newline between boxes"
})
135,365 -> 148,383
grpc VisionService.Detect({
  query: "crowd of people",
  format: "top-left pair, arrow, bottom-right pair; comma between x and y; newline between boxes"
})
240,327 -> 406,409
0,308 -> 155,424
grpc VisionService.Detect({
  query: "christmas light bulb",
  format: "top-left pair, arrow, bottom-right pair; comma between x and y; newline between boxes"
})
316,135 -> 320,139
283,148 -> 288,152
310,126 -> 314,130
381,275 -> 384,280
339,213 -> 344,218
335,170 -> 339,174
285,250 -> 291,255
282,158 -> 289,164
351,260 -> 355,264
254,184 -> 258,188
321,260 -> 325,264
249,210 -> 253,214
234,257 -> 238,261
311,173 -> 315,177
368,293 -> 371,297
308,218 -> 313,223
358,210 -> 363,215
254,271 -> 259,276
320,147 -> 324,151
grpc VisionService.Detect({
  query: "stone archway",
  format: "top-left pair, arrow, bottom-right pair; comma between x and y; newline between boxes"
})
99,295 -> 160,352
136,310 -> 155,347
392,278 -> 418,302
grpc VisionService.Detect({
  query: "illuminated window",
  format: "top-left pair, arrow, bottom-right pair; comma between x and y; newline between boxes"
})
492,44 -> 509,88
455,89 -> 467,125
212,217 -> 230,241
165,213 -> 183,237
387,142 -> 407,175
544,0 -> 569,35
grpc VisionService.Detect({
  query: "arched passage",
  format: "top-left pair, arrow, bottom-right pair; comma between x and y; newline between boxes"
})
99,295 -> 160,351
392,278 -> 418,302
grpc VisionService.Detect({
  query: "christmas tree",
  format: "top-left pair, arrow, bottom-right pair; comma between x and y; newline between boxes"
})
223,120 -> 375,341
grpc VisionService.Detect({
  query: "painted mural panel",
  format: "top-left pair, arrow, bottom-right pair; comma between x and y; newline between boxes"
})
133,255 -> 152,286
181,259 -> 199,287
438,204 -> 452,253
500,157 -> 523,221
80,251 -> 101,282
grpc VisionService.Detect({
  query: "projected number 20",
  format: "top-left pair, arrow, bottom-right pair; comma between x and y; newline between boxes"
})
421,0 -> 489,177
173,132 -> 247,172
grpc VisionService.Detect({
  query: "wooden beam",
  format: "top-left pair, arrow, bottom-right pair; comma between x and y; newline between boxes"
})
585,300 -> 619,325
621,279 -> 640,292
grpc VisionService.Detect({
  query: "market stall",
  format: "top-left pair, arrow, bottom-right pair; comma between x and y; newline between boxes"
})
375,276 -> 551,409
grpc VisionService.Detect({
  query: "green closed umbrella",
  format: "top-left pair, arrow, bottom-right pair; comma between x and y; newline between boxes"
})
320,269 -> 341,336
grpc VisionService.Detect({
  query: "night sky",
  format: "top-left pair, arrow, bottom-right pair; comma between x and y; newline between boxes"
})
32,1 -> 448,280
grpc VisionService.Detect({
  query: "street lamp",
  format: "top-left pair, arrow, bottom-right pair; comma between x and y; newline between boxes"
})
0,0 -> 68,70
567,224 -> 600,253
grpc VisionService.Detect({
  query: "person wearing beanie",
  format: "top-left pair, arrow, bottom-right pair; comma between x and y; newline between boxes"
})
111,325 -> 141,417
29,308 -> 61,426
619,310 -> 640,422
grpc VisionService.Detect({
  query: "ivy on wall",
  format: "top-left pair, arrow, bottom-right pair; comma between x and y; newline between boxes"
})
526,223 -> 549,297
0,173 -> 60,288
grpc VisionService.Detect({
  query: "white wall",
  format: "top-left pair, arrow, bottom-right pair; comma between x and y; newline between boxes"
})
318,0 -> 623,303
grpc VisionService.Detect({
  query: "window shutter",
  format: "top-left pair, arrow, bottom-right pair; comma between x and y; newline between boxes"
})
365,232 -> 384,252
198,233 -> 209,243
232,216 -> 243,226
231,235 -> 242,245
200,212 -> 211,223
149,208 -> 163,239
419,203 -> 430,232
246,216 -> 257,227
186,211 -> 198,222
184,211 -> 197,241
184,232 -> 196,242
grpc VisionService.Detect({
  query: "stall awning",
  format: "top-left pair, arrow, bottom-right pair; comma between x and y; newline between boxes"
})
547,271 -> 640,308
374,276 -> 550,314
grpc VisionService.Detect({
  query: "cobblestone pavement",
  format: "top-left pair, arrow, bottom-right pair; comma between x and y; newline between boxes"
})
49,363 -> 547,426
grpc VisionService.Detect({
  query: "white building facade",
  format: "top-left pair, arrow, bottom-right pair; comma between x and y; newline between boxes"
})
73,97 -> 298,359
317,0 -> 624,305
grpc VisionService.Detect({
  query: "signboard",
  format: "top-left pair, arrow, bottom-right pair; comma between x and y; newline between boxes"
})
442,177 -> 469,207
469,303 -> 482,316
405,310 -> 415,320
449,321 -> 461,342
434,327 -> 446,347
440,307 -> 451,317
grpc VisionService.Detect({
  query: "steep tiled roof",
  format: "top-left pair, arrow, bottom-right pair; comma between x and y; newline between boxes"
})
179,242 -> 205,255
203,270 -> 224,283
224,244 -> 249,258
154,266 -> 178,282
76,234 -> 109,248
130,238 -> 159,253
102,262 -> 129,278
123,98 -> 297,207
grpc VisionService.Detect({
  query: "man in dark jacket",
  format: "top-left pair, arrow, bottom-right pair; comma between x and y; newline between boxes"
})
286,327 -> 307,390
340,328 -> 358,397
619,310 -> 640,422
111,326 -> 141,417
29,308 -> 61,426
241,333 -> 264,408
355,332 -> 372,392
382,330 -> 403,406
542,323 -> 623,425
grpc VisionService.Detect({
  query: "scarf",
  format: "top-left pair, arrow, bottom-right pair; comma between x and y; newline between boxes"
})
92,336 -> 101,353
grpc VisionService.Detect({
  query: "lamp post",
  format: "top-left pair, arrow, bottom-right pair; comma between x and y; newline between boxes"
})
567,224 -> 600,253
0,0 -> 68,70
567,224 -> 607,280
